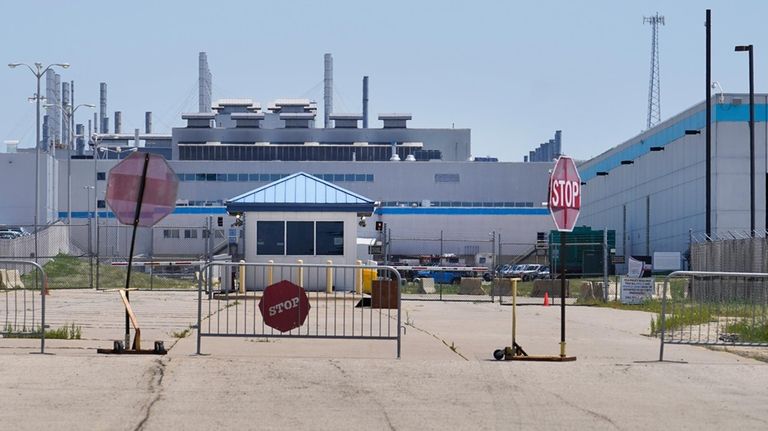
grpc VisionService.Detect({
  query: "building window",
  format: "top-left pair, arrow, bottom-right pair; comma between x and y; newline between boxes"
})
163,229 -> 180,239
97,172 -> 106,181
257,221 -> 284,255
97,200 -> 106,208
435,174 -> 460,183
184,229 -> 198,239
316,222 -> 343,255
286,221 -> 314,255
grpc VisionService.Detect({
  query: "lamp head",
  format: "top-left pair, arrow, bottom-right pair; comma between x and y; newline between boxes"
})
57,63 -> 70,69
8,63 -> 21,68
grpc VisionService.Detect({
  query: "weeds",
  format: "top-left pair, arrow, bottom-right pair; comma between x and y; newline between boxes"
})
2,323 -> 82,339
172,328 -> 191,338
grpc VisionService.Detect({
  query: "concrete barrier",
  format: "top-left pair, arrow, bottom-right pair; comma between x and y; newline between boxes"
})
418,278 -> 436,294
531,279 -> 570,297
459,278 -> 487,295
492,278 -> 513,296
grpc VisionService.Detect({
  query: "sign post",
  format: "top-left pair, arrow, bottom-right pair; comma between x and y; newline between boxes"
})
493,155 -> 580,362
103,151 -> 179,353
548,156 -> 581,359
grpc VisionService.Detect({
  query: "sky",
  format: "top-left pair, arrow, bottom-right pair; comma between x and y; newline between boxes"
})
2,0 -> 768,162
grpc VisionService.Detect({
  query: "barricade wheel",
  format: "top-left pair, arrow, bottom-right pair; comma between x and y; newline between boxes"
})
493,349 -> 505,361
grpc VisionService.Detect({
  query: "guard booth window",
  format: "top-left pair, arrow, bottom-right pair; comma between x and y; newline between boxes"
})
257,221 -> 284,255
286,222 -> 314,255
316,222 -> 343,255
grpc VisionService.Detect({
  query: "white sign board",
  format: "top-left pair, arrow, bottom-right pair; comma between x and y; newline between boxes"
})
621,277 -> 655,304
653,252 -> 681,271
627,257 -> 644,277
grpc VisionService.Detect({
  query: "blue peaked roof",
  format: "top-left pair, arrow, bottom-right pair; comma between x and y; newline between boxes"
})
226,172 -> 375,214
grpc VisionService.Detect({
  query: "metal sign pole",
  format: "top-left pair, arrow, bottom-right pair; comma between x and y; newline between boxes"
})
123,153 -> 150,348
560,231 -> 567,357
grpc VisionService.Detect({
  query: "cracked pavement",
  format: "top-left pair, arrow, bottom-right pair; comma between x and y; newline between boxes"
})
1,290 -> 767,430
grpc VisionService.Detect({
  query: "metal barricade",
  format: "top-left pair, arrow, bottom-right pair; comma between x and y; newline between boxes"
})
659,271 -> 768,361
196,261 -> 402,358
0,259 -> 48,353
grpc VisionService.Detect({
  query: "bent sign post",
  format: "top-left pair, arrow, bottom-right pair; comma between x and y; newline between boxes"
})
548,156 -> 581,359
105,152 -> 179,350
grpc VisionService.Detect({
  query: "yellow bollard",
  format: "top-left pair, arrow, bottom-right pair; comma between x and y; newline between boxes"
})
355,260 -> 363,294
238,260 -> 245,294
326,260 -> 333,293
267,260 -> 274,286
297,259 -> 304,288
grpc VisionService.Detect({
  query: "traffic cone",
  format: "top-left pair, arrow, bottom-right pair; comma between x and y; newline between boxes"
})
543,292 -> 549,307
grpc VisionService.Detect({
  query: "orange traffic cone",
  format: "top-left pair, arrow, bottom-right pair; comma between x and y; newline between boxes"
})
543,292 -> 549,307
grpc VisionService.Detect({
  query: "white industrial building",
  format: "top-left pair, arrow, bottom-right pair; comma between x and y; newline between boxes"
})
579,93 -> 768,263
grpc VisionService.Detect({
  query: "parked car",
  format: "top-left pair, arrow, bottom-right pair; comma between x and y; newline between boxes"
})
500,264 -> 519,278
0,230 -> 21,239
535,265 -> 551,279
520,264 -> 542,281
0,226 -> 30,237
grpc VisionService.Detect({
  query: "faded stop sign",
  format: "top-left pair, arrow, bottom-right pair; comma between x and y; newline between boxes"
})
105,152 -> 179,227
548,156 -> 581,232
259,280 -> 311,333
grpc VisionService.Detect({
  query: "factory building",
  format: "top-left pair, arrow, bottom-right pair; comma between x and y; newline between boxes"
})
579,93 -> 768,265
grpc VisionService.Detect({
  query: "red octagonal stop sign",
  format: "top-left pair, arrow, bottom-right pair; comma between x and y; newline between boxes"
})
105,152 -> 179,227
548,156 -> 581,232
259,280 -> 311,333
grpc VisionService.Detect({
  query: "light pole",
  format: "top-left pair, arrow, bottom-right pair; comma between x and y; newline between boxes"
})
45,103 -> 95,225
735,44 -> 755,236
83,185 -> 94,289
8,62 -> 69,266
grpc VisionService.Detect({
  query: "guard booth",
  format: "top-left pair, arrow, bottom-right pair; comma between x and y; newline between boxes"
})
225,172 -> 375,291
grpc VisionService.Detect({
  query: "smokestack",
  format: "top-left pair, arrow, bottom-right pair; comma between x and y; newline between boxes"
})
145,112 -> 152,134
198,52 -> 212,113
363,76 -> 369,128
114,111 -> 122,134
134,128 -> 140,147
62,81 -> 70,147
99,82 -> 107,133
76,124 -> 84,155
70,80 -> 75,147
93,112 -> 98,134
324,53 -> 333,128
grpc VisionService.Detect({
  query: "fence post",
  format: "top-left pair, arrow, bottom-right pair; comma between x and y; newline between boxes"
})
326,260 -> 333,293
659,275 -> 670,361
267,260 -> 273,286
239,260 -> 245,294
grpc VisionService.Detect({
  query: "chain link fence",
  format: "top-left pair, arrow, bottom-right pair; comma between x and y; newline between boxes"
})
691,232 -> 768,273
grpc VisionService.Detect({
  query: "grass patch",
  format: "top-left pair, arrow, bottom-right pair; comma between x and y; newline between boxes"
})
172,328 -> 191,338
20,253 -> 197,290
3,323 -> 82,339
725,321 -> 768,343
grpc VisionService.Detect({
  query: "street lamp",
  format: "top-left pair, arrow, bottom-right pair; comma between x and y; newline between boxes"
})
8,62 -> 69,265
735,44 -> 755,236
45,102 -> 95,224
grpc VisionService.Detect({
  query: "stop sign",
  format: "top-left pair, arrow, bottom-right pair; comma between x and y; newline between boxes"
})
548,156 -> 581,232
259,280 -> 311,333
105,152 -> 179,227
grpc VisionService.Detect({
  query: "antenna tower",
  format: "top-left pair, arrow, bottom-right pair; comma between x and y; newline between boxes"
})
644,13 -> 664,129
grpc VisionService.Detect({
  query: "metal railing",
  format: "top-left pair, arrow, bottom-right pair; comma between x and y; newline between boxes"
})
0,259 -> 48,353
659,270 -> 768,361
196,261 -> 402,358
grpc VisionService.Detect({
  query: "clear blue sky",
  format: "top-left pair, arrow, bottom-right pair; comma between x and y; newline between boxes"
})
2,0 -> 767,162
